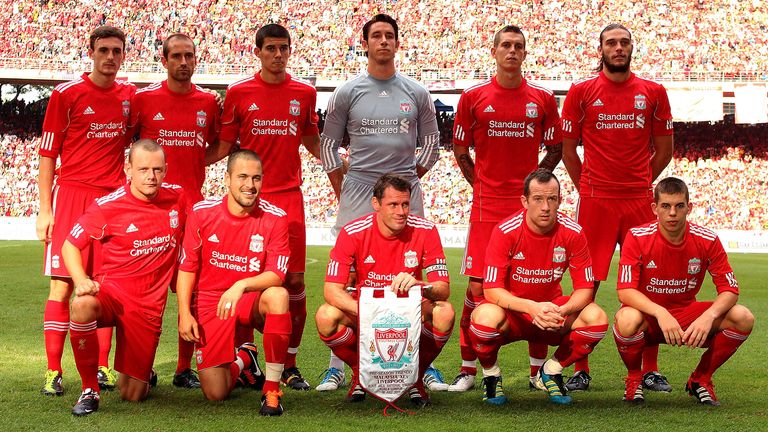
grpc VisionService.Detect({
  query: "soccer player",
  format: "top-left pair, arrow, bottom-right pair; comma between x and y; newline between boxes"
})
129,33 -> 220,389
315,174 -> 454,407
318,13 -> 442,391
467,169 -> 607,405
449,25 -> 562,392
37,25 -> 135,396
209,24 -> 320,390
614,177 -> 753,405
560,23 -> 674,392
176,149 -> 292,416
62,140 -> 185,415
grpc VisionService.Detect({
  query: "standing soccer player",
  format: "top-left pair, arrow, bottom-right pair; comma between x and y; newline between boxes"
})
129,33 -> 220,389
209,24 -> 320,390
614,177 -> 753,405
560,24 -> 674,392
37,26 -> 135,396
449,25 -> 562,392
176,150 -> 292,416
315,174 -> 454,407
62,140 -> 185,415
318,13 -> 442,391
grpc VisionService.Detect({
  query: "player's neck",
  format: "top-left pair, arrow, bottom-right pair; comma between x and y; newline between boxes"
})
602,68 -> 632,83
88,71 -> 116,88
659,223 -> 686,245
227,198 -> 253,218
260,69 -> 287,84
496,70 -> 523,89
367,62 -> 396,80
167,78 -> 193,94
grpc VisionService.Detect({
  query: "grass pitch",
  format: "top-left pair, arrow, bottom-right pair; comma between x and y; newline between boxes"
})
0,241 -> 765,431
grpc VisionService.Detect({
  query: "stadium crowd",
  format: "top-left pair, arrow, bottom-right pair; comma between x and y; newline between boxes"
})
1,0 -> 767,80
1,100 -> 765,230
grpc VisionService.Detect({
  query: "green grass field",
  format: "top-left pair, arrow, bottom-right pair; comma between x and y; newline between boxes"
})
1,241 -> 765,431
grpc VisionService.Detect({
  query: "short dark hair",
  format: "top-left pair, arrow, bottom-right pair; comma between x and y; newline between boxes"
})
89,26 -> 126,51
599,23 -> 632,44
226,149 -> 262,173
523,168 -> 560,197
162,33 -> 194,58
362,14 -> 399,42
373,173 -> 411,201
255,24 -> 291,49
493,25 -> 525,48
128,139 -> 164,163
654,177 -> 689,203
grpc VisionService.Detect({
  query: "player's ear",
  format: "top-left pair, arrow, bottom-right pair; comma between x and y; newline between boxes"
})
520,194 -> 527,209
651,202 -> 658,216
371,196 -> 380,211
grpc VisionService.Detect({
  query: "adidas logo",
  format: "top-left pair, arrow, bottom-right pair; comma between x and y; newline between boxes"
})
248,103 -> 259,111
207,233 -> 219,243
83,106 -> 95,115
513,251 -> 525,260
593,99 -> 604,107
646,260 -> 657,269
484,105 -> 495,113
378,90 -> 388,97
364,255 -> 375,264
153,112 -> 165,121
126,223 -> 138,233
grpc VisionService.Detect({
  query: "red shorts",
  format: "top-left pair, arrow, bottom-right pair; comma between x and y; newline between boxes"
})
576,196 -> 654,281
261,189 -> 305,273
194,290 -> 263,370
96,280 -> 165,382
497,296 -> 571,346
462,221 -> 496,279
44,183 -> 110,277
639,301 -> 714,344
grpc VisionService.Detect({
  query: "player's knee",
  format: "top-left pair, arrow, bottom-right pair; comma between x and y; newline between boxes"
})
580,303 -> 608,325
471,303 -> 504,327
69,295 -> 99,321
201,385 -> 229,402
430,301 -> 455,331
613,307 -> 644,336
283,273 -> 305,293
262,286 -> 289,313
727,304 -> 755,332
119,383 -> 149,402
315,303 -> 341,336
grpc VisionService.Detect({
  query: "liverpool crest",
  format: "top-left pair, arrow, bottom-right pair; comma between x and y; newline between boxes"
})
196,110 -> 207,127
526,102 -> 539,118
169,210 -> 179,228
122,100 -> 130,117
404,250 -> 418,268
371,312 -> 413,369
687,257 -> 701,275
553,246 -> 566,263
289,99 -> 300,116
249,234 -> 264,253
634,94 -> 646,110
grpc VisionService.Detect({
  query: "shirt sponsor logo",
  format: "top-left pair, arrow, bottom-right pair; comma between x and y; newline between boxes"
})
207,233 -> 219,243
360,117 -> 409,135
525,102 -> 538,118
250,234 -> 264,253
122,100 -> 130,117
87,121 -> 125,139
365,271 -> 411,288
596,113 -> 638,130
645,277 -> 696,294
157,129 -> 197,147
552,246 -> 566,263
404,250 -> 418,268
512,266 -> 557,284
484,105 -> 495,113
196,110 -> 207,127
209,250 -> 254,272
169,210 -> 179,229
364,255 -> 375,264
634,94 -> 646,110
687,258 -> 701,275
131,234 -> 172,257
126,223 -> 139,233
250,118 -> 293,136
487,120 -> 531,138
84,106 -> 95,115
153,112 -> 165,121
289,99 -> 300,116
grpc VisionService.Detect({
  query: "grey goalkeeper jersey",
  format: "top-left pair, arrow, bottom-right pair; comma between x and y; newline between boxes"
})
320,72 -> 440,184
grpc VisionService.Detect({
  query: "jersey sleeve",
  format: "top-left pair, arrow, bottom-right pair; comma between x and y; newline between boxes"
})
568,231 -> 594,290
706,235 -> 739,295
38,88 -> 70,158
263,216 -> 290,281
218,87 -> 240,143
617,232 -> 642,290
560,83 -> 583,139
452,90 -> 474,148
414,87 -> 440,170
303,88 -> 320,137
320,85 -> 349,172
483,224 -> 513,290
178,208 -> 203,273
542,92 -> 563,146
67,202 -> 107,250
651,83 -> 674,137
325,228 -> 355,284
422,226 -> 449,284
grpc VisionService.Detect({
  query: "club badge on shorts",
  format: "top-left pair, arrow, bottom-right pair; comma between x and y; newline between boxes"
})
169,210 -> 179,229
404,250 -> 418,268
250,234 -> 264,253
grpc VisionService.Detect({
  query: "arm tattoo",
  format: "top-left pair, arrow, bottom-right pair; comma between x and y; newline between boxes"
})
538,143 -> 563,172
457,153 -> 475,184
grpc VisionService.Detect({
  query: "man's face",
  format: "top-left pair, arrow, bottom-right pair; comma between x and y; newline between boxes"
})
363,22 -> 399,64
492,31 -> 526,72
225,158 -> 262,211
599,28 -> 633,73
89,37 -> 124,77
126,149 -> 166,201
652,193 -> 691,238
521,178 -> 560,233
256,37 -> 290,75
162,37 -> 196,82
372,186 -> 410,236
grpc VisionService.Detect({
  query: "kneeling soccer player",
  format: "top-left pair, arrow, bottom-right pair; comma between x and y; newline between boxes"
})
468,169 -> 608,405
613,177 -> 754,406
176,150 -> 292,416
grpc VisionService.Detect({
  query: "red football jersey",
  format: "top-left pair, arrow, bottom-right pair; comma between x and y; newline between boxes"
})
483,210 -> 594,301
39,73 -> 136,190
67,183 -> 185,310
326,213 -> 449,289
178,196 -> 290,292
560,72 -> 673,198
220,73 -> 320,193
618,222 -> 739,310
129,81 -> 220,205
453,77 -> 562,222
